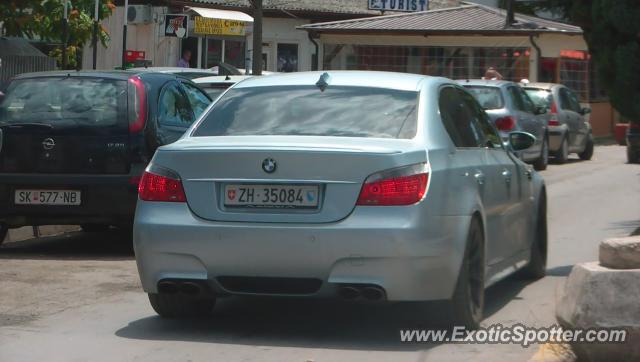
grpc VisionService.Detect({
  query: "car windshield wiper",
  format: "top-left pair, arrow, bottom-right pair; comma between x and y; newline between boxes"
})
0,123 -> 54,130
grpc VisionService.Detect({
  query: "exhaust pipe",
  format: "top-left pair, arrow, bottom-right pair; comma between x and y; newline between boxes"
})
180,281 -> 202,296
338,286 -> 361,300
361,286 -> 385,301
157,280 -> 179,294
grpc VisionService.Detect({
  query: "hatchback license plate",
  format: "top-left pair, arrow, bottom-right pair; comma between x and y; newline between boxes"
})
15,190 -> 81,206
224,184 -> 319,208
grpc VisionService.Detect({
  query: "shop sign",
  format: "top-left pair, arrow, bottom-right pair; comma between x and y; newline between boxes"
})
164,14 -> 188,38
194,16 -> 247,36
369,0 -> 428,12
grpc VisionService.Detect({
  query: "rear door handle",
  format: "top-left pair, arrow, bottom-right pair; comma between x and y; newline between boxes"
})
474,171 -> 485,185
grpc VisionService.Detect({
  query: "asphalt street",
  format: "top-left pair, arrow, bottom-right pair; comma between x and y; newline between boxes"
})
1,145 -> 638,362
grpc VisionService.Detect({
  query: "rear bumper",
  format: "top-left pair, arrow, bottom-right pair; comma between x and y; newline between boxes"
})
548,126 -> 568,152
0,174 -> 138,227
133,201 -> 470,302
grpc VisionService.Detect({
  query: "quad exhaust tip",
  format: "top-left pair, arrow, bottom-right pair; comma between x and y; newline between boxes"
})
338,285 -> 386,301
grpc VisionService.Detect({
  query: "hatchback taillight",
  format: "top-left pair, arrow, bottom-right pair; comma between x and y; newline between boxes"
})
128,76 -> 147,133
138,170 -> 186,202
357,164 -> 429,206
495,116 -> 516,132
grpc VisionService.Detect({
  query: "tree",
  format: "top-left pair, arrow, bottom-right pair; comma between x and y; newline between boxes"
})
0,0 -> 115,69
514,0 -> 640,122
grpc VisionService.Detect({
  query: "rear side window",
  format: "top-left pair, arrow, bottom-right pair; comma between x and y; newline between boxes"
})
439,87 -> 485,148
192,86 -> 418,139
464,86 -> 505,110
524,88 -> 553,109
181,83 -> 211,118
158,82 -> 195,128
0,77 -> 126,129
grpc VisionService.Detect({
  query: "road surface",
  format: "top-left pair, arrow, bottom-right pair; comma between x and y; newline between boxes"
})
1,145 -> 638,362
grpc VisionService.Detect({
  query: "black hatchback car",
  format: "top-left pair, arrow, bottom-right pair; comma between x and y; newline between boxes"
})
0,71 -> 212,242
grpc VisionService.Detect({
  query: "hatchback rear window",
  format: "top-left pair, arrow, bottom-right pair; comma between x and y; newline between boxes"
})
0,77 -> 127,129
192,86 -> 418,139
464,86 -> 505,110
524,88 -> 553,109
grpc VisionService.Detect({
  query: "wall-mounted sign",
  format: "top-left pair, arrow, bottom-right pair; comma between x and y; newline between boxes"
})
369,0 -> 428,12
193,16 -> 247,36
560,50 -> 590,60
164,14 -> 188,38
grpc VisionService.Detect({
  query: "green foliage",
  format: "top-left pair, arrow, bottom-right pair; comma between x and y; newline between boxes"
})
0,0 -> 115,69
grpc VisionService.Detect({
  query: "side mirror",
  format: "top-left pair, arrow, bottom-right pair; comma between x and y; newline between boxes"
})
581,107 -> 592,115
509,131 -> 536,151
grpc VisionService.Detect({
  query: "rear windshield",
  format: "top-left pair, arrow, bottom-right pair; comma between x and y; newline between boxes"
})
464,86 -> 505,110
524,88 -> 553,109
0,77 -> 127,128
192,86 -> 418,139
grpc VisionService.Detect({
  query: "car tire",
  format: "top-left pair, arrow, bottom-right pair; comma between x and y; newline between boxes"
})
579,134 -> 594,161
0,223 -> 8,246
628,147 -> 640,164
80,224 -> 110,233
446,217 -> 485,330
148,293 -> 216,318
520,191 -> 547,280
554,137 -> 569,164
533,136 -> 549,171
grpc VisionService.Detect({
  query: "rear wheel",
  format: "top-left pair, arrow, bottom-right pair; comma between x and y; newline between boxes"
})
80,224 -> 110,233
628,146 -> 640,164
554,137 -> 569,164
533,136 -> 549,171
0,223 -> 8,245
579,134 -> 594,161
520,191 -> 547,279
447,218 -> 485,330
148,293 -> 216,318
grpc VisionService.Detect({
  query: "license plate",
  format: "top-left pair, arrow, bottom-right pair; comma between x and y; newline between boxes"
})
15,190 -> 81,206
224,184 -> 319,208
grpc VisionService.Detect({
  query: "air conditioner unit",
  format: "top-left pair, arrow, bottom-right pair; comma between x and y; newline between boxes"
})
127,5 -> 152,24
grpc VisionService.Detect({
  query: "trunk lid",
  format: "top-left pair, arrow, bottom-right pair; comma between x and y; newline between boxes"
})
156,136 -> 427,223
0,76 -> 131,174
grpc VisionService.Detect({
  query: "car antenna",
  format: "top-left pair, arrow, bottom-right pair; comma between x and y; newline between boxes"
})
315,72 -> 331,92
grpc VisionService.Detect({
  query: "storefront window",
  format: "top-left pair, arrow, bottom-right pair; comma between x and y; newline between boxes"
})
277,43 -> 299,72
225,40 -> 246,69
205,39 -> 223,68
559,58 -> 589,102
323,44 -> 529,82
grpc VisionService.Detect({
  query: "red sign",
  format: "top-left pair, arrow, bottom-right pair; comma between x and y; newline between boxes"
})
125,50 -> 146,62
560,50 -> 589,60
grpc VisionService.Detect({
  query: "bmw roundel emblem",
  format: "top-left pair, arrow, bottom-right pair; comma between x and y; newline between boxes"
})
262,158 -> 277,173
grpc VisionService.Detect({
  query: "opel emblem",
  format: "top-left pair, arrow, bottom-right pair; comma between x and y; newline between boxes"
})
262,158 -> 277,173
42,138 -> 55,150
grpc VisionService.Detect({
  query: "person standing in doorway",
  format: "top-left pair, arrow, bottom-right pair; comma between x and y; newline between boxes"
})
177,49 -> 191,68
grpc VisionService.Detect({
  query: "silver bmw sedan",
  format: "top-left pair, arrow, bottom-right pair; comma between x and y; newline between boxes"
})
134,71 -> 547,329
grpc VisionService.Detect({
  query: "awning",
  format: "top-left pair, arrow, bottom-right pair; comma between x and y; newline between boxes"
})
185,7 -> 253,23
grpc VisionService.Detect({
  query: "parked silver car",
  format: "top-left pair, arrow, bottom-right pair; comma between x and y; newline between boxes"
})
458,80 -> 549,171
134,71 -> 547,328
523,83 -> 594,163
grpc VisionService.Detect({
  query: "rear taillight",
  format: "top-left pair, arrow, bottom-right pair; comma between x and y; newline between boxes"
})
495,116 -> 516,132
548,102 -> 560,126
138,169 -> 186,202
357,164 -> 429,206
128,76 -> 147,133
